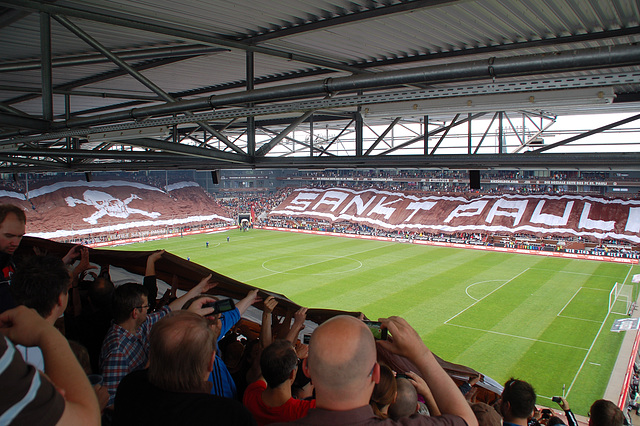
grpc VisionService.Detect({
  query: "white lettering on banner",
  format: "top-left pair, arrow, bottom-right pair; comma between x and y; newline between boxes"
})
312,191 -> 349,212
530,200 -> 574,226
405,200 -> 437,221
444,200 -> 489,223
625,207 -> 640,233
340,194 -> 377,216
579,202 -> 615,231
485,199 -> 528,226
367,196 -> 399,220
404,201 -> 437,222
287,192 -> 319,211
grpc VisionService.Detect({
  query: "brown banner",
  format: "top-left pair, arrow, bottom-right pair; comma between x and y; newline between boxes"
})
270,188 -> 640,244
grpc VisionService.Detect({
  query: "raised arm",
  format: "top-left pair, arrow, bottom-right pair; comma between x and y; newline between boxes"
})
261,296 -> 278,348
405,370 -> 441,416
284,307 -> 307,343
235,289 -> 260,315
168,274 -> 216,311
0,306 -> 100,426
378,316 -> 478,426
143,250 -> 165,310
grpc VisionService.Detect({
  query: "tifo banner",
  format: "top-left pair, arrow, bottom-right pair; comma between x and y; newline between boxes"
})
270,188 -> 640,244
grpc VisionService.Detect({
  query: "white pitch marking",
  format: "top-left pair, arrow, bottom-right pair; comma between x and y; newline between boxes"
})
444,269 -> 530,324
261,254 -> 363,276
444,323 -> 589,351
245,243 -> 391,282
464,280 -> 505,301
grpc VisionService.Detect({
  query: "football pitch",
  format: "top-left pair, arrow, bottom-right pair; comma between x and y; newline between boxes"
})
112,228 -> 640,415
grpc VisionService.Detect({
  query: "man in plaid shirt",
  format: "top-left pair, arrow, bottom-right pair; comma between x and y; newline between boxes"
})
100,273 -> 216,407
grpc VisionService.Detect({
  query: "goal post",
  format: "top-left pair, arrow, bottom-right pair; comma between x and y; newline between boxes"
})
609,282 -> 632,316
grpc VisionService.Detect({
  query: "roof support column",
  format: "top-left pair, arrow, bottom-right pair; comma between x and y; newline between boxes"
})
423,115 -> 428,156
309,113 -> 314,157
498,112 -> 505,154
40,11 -> 53,121
468,113 -> 472,154
246,51 -> 255,157
355,111 -> 363,157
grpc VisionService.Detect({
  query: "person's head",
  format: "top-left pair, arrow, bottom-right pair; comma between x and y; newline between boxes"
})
10,255 -> 70,321
148,310 -> 216,392
589,399 -> 623,426
471,402 -> 503,426
305,315 -> 379,409
88,275 -> 115,311
261,339 -> 298,389
292,364 -> 314,400
547,416 -> 566,426
0,204 -> 26,256
370,364 -> 397,419
388,377 -> 418,420
500,378 -> 536,421
68,340 -> 92,375
112,283 -> 148,326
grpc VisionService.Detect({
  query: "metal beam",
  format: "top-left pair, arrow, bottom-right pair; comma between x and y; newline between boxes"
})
53,15 -> 245,155
0,84 -> 163,101
246,51 -> 256,156
0,44 -> 228,72
0,112 -> 50,131
57,43 -> 640,130
532,113 -> 640,153
2,0 -> 366,75
364,117 -> 401,156
256,111 -> 315,156
122,138 -> 251,163
40,11 -> 53,121
380,113 -> 485,155
251,152 -> 640,170
4,56 -> 193,106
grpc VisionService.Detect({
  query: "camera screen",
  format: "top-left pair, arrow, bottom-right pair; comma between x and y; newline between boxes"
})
363,320 -> 388,340
203,298 -> 235,314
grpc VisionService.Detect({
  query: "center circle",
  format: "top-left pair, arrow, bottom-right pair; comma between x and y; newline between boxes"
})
262,255 -> 363,275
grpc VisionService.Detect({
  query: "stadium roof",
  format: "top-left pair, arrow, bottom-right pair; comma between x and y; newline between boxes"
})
1,0 -> 640,172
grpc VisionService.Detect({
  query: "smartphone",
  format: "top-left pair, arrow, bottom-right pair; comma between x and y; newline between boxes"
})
203,298 -> 235,314
363,320 -> 388,340
552,396 -> 562,403
303,334 -> 311,344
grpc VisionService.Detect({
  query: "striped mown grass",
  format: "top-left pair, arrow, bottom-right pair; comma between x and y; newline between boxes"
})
111,228 -> 639,415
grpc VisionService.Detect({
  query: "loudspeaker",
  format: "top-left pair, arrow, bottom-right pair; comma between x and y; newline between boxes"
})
85,172 -> 92,182
469,170 -> 480,190
211,170 -> 220,184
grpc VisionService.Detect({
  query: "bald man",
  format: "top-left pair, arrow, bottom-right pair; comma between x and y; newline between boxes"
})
276,315 -> 477,426
113,310 -> 256,425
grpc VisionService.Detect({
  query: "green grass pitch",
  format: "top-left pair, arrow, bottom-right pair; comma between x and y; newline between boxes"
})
110,228 -> 640,415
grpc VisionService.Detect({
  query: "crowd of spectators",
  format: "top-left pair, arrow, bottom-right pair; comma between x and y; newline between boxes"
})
0,202 -> 633,426
262,214 -> 640,260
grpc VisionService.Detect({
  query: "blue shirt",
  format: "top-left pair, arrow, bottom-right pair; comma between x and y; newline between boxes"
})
208,307 -> 241,399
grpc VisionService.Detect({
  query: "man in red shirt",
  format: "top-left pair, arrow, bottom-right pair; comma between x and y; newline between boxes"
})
243,339 -> 315,425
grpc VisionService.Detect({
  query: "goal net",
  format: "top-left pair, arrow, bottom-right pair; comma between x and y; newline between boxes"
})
609,282 -> 632,316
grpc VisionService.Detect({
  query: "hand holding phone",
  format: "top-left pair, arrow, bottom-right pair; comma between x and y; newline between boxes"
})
202,298 -> 235,314
363,320 -> 388,340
